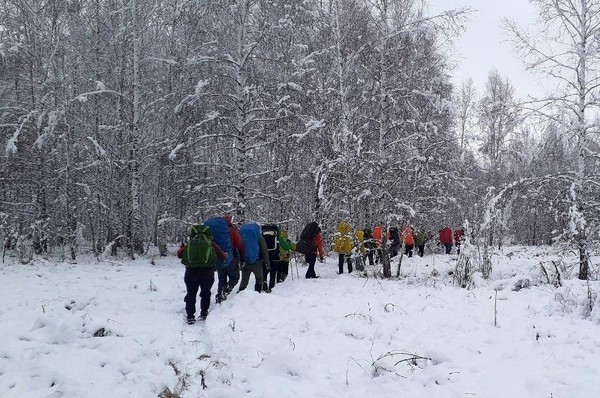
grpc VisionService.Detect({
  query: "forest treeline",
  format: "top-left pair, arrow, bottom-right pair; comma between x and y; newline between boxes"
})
0,0 -> 597,278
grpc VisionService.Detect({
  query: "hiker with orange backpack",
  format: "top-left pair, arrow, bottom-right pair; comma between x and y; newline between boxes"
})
401,225 -> 415,257
373,224 -> 384,264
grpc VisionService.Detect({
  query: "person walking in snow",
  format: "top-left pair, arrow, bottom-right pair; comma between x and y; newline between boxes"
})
415,229 -> 429,257
238,223 -> 270,292
401,225 -> 415,257
296,222 -> 324,279
178,224 -> 227,324
307,227 -> 325,278
454,228 -> 464,255
216,215 -> 245,302
439,226 -> 453,254
362,227 -> 376,266
277,230 -> 294,282
354,229 -> 366,271
373,224 -> 384,264
333,222 -> 354,274
388,226 -> 401,258
261,224 -> 281,293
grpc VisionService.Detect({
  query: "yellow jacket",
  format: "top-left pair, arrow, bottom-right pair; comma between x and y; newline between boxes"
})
333,222 -> 354,255
355,230 -> 365,254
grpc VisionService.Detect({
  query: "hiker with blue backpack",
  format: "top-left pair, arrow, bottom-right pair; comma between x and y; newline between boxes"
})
177,224 -> 227,325
238,223 -> 271,292
215,215 -> 245,302
204,217 -> 235,304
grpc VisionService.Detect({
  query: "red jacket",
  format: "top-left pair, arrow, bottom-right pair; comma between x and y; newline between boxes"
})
439,227 -> 453,245
454,229 -> 464,246
313,232 -> 325,258
224,216 -> 245,261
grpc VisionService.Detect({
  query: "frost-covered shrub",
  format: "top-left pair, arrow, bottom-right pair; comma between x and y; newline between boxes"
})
547,281 -> 600,320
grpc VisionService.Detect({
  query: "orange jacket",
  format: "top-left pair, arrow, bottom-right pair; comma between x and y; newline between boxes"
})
401,227 -> 415,246
373,226 -> 383,243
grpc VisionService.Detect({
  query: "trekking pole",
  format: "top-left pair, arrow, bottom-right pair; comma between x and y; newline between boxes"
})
396,245 -> 405,278
291,253 -> 297,281
294,253 -> 300,279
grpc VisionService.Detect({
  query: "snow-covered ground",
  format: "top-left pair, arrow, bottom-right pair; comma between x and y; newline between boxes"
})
1,246 -> 599,398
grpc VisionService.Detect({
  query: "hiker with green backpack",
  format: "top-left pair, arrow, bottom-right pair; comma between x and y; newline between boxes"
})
177,224 -> 227,325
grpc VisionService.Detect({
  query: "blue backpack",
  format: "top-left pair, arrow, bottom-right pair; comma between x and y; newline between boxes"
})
204,217 -> 232,269
240,223 -> 261,264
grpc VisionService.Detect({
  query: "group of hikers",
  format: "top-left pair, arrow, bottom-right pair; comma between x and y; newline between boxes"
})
176,216 -> 463,325
332,223 -> 465,274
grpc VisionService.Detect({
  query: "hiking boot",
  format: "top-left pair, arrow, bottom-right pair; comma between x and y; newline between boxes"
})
186,316 -> 196,325
199,311 -> 208,321
215,292 -> 226,303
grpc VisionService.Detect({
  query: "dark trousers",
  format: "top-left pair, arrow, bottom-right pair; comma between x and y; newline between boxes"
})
417,244 -> 425,257
277,260 -> 289,282
338,253 -> 352,274
375,248 -> 382,264
444,243 -> 452,254
239,261 -> 264,292
366,250 -> 374,266
305,253 -> 317,278
184,268 -> 215,318
405,244 -> 414,257
389,243 -> 399,258
217,258 -> 239,294
264,260 -> 279,290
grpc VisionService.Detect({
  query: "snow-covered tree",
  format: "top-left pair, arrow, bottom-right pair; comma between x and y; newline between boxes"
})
505,0 -> 600,279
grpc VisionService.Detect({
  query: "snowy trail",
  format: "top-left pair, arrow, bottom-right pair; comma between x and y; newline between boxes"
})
1,248 -> 599,397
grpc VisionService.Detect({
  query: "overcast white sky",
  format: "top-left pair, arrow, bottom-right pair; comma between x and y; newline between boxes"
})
427,0 -> 542,99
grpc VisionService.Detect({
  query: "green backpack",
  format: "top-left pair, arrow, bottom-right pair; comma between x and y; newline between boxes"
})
181,225 -> 216,268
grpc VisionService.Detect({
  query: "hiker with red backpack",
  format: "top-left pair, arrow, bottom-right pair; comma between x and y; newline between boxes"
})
454,228 -> 464,255
439,226 -> 453,254
178,224 -> 227,325
295,222 -> 324,279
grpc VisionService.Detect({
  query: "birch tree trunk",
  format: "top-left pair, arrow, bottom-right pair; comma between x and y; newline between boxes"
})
130,0 -> 144,255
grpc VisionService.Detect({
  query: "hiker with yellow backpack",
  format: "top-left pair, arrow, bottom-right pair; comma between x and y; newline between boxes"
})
354,229 -> 366,271
333,222 -> 354,274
